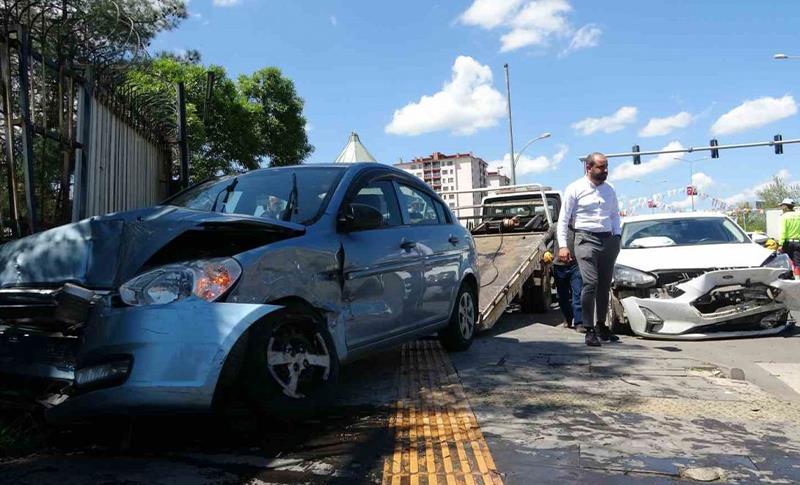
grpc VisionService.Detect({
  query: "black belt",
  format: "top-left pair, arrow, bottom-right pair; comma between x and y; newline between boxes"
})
575,229 -> 613,238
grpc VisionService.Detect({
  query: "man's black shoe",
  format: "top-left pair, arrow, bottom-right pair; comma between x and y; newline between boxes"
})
596,324 -> 620,342
585,329 -> 601,347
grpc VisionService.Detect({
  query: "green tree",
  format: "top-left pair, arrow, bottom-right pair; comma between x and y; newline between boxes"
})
756,176 -> 800,208
238,68 -> 313,167
126,57 -> 314,181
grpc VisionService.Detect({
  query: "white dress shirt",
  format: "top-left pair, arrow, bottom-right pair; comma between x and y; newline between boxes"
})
557,176 -> 621,247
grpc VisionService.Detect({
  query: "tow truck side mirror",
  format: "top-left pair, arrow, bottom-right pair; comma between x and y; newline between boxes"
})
338,203 -> 384,232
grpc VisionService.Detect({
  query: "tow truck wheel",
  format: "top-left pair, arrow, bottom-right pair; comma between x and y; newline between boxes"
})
242,309 -> 339,416
522,265 -> 552,313
439,284 -> 477,352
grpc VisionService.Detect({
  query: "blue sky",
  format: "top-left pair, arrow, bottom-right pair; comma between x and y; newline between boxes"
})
152,0 -> 800,213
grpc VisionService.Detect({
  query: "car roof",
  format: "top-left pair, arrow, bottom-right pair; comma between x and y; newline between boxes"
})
622,211 -> 731,224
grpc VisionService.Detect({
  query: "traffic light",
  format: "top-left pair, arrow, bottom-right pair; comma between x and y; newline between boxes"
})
710,139 -> 719,158
774,134 -> 784,155
632,145 -> 641,165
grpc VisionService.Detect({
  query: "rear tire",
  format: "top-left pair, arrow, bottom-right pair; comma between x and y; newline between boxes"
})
439,284 -> 478,352
241,309 -> 339,416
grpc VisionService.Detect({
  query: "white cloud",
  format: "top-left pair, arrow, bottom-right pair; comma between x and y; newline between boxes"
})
459,0 -> 522,29
724,169 -> 792,205
489,145 -> 569,177
639,111 -> 694,137
691,172 -> 714,190
561,24 -> 602,55
572,106 -> 637,135
459,0 -> 600,54
385,56 -> 506,136
609,141 -> 684,181
213,0 -> 240,6
330,15 -> 338,27
711,95 -> 797,136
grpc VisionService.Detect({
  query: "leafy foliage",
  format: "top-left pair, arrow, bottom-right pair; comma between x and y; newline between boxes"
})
126,57 -> 313,181
757,176 -> 800,209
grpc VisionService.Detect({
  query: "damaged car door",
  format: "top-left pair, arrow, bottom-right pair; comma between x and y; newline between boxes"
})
339,171 -> 424,349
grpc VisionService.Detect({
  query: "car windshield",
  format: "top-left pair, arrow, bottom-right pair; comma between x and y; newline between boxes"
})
621,217 -> 748,249
165,167 -> 345,225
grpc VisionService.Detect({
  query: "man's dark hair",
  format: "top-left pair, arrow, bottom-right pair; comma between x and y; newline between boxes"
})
584,152 -> 606,170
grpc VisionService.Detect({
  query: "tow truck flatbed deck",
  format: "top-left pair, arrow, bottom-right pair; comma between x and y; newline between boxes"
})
475,232 -> 545,330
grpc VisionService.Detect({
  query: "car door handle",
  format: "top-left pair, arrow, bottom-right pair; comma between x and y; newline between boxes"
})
448,235 -> 460,244
400,240 -> 417,250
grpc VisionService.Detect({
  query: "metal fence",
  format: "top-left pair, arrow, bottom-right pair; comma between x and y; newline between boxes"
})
0,24 -> 173,239
73,90 -> 170,220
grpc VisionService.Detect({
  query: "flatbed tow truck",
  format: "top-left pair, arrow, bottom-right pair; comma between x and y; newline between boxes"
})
440,184 -> 562,331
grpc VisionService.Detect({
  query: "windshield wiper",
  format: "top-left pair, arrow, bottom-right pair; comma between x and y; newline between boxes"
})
210,177 -> 238,213
282,173 -> 299,222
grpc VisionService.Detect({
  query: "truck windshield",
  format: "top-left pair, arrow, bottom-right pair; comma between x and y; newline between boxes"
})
483,195 -> 560,221
165,166 -> 345,225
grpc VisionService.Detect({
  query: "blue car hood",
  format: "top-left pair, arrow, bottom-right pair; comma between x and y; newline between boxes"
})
0,206 -> 305,289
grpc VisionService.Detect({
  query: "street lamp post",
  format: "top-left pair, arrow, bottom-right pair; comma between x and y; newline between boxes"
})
673,156 -> 710,211
511,132 -> 551,185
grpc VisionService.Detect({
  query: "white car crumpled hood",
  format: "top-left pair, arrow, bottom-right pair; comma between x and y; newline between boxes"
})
616,243 -> 772,272
621,267 -> 800,339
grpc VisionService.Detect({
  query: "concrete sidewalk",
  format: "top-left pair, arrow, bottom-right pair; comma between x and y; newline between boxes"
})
451,314 -> 800,484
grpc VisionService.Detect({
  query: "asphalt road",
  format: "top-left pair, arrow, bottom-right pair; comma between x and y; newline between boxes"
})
3,308 -> 800,484
631,314 -> 800,404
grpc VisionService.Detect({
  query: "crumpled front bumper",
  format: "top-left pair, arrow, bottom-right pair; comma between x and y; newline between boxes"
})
620,268 -> 800,340
43,299 -> 281,423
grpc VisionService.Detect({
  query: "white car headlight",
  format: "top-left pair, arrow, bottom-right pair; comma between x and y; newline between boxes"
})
613,264 -> 657,288
119,257 -> 242,306
762,253 -> 793,271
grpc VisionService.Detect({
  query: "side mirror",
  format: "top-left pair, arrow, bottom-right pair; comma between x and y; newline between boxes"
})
751,233 -> 768,245
339,203 -> 384,231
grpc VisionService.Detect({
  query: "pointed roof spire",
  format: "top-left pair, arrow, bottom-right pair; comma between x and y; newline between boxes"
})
334,131 -> 377,163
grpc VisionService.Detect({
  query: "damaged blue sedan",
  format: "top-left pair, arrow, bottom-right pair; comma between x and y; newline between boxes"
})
0,163 -> 479,421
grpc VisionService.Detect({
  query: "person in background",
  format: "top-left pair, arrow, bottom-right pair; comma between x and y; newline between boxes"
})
557,152 -> 622,347
778,198 -> 800,280
540,223 -> 583,330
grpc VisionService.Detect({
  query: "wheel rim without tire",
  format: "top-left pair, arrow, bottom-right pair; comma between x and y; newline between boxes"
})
266,324 -> 331,399
458,292 -> 475,340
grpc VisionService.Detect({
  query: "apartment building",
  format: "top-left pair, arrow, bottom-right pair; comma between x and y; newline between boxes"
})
394,152 -> 488,225
487,170 -> 510,189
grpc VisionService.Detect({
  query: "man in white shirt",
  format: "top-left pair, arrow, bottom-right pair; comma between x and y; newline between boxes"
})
557,152 -> 621,347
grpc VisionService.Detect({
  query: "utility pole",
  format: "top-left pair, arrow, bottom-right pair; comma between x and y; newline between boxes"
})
504,63 -> 516,185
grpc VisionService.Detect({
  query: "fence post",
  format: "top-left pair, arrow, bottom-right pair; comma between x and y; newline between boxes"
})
16,25 -> 37,234
0,32 -> 21,236
72,67 -> 93,222
176,82 -> 189,189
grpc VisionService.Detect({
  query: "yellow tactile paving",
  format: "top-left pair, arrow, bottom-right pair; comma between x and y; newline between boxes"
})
382,341 -> 504,485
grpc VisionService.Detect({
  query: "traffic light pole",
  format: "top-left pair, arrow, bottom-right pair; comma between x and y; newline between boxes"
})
593,136 -> 800,161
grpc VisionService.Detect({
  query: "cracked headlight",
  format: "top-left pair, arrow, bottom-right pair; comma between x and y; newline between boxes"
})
762,253 -> 793,272
613,264 -> 657,288
120,257 -> 242,306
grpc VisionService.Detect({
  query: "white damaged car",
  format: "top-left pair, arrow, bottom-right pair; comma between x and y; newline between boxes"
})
607,212 -> 800,339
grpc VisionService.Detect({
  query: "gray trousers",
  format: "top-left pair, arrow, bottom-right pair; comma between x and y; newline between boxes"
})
574,231 -> 621,327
